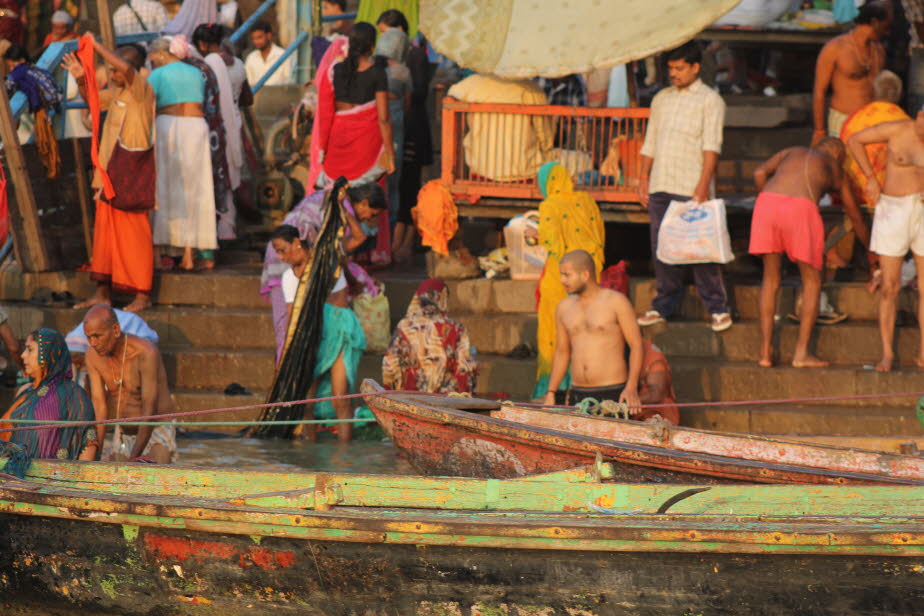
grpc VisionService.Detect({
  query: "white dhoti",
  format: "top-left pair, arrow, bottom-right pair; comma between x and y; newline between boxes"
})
105,423 -> 177,463
152,115 -> 217,250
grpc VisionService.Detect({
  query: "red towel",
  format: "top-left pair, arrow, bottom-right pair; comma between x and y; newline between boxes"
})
76,33 -> 115,201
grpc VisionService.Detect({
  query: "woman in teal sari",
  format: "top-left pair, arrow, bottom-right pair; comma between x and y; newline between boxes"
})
0,328 -> 98,460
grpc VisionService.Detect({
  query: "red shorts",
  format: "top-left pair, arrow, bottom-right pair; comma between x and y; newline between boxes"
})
749,192 -> 824,270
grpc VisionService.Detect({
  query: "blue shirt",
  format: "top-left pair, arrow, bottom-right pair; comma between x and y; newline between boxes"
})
148,61 -> 205,107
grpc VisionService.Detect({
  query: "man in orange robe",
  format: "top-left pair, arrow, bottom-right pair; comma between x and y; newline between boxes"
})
63,37 -> 155,312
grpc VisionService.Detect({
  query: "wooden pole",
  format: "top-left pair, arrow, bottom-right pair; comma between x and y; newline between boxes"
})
96,0 -> 115,49
72,139 -> 93,257
0,86 -> 50,272
627,61 -> 639,108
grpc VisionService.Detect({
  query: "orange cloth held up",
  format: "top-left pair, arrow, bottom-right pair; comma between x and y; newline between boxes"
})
411,180 -> 458,256
76,33 -> 114,201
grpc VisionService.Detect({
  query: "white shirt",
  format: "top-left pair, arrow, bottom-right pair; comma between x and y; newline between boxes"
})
227,57 -> 247,106
282,268 -> 347,304
640,79 -> 725,197
112,0 -> 169,36
245,44 -> 295,87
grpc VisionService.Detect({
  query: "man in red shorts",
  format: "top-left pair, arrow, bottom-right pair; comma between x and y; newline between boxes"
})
750,138 -> 870,368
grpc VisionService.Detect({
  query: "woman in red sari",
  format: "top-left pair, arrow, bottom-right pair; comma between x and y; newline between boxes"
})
313,22 -> 395,264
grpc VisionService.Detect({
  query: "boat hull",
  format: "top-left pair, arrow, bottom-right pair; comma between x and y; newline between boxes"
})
2,514 -> 923,616
362,385 -> 924,484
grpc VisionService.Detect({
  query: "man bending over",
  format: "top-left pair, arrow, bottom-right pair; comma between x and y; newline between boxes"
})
83,305 -> 176,463
542,250 -> 643,412
750,138 -> 870,368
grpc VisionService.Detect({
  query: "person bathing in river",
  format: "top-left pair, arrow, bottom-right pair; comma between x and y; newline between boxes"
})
83,305 -> 176,463
848,107 -> 924,372
541,250 -> 643,413
750,138 -> 871,369
0,329 -> 98,461
271,220 -> 375,442
262,183 -> 387,361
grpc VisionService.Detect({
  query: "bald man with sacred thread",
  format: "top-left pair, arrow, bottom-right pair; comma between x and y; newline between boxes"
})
83,305 -> 177,463
542,250 -> 643,412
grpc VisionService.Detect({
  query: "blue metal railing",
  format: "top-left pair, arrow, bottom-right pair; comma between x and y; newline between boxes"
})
12,7 -> 359,130
12,32 -> 159,120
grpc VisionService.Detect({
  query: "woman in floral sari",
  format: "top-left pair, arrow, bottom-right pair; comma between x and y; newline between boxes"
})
382,279 -> 477,393
0,328 -> 97,460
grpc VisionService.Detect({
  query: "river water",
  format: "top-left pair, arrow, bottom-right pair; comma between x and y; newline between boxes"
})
174,432 -> 415,475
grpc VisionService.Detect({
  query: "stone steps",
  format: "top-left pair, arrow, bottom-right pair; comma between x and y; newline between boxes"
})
5,264 -> 923,439
11,299 -> 923,364
682,404 -> 922,438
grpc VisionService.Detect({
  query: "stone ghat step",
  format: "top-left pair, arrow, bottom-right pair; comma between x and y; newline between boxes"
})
630,279 -> 913,323
12,298 -> 923,363
682,404 -> 922,438
5,304 -> 276,351
171,385 -> 922,438
0,267 -> 267,309
2,267 -> 906,322
645,319 -> 924,367
159,346 -> 924,412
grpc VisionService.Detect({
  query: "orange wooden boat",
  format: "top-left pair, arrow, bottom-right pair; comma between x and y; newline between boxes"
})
361,380 -> 924,485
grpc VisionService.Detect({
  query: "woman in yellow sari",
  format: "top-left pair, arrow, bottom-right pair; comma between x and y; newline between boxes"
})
532,162 -> 605,400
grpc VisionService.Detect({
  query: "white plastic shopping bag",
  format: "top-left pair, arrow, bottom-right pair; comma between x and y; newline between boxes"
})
656,199 -> 734,265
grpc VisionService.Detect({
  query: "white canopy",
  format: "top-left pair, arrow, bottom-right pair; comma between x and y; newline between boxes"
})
420,0 -> 741,79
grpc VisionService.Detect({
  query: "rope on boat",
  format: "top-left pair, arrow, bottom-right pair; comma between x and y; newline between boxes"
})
0,390 -> 423,434
2,388 -> 924,435
1,418 -> 375,427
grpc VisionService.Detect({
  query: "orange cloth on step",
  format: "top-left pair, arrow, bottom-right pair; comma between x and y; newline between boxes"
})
88,200 -> 153,294
411,180 -> 458,256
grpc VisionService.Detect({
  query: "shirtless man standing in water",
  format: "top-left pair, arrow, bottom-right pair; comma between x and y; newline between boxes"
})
542,250 -> 643,412
83,305 -> 176,463
848,110 -> 924,371
750,138 -> 871,368
813,1 -> 891,142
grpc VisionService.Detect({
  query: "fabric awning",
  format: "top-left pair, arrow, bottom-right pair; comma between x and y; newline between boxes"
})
420,0 -> 741,79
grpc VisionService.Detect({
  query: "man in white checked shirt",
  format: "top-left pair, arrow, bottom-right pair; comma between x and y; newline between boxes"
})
113,0 -> 169,37
636,41 -> 732,333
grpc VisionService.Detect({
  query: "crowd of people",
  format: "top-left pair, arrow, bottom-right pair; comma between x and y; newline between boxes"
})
9,1 -> 924,463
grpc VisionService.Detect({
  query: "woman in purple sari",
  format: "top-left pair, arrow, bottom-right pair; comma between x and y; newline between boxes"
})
0,328 -> 98,460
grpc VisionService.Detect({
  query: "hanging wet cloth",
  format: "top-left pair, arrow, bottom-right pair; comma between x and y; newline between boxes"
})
251,177 -> 348,438
6,62 -> 62,179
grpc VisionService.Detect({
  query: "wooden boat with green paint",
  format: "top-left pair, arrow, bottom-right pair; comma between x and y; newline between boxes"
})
362,381 -> 924,484
1,460 -> 923,615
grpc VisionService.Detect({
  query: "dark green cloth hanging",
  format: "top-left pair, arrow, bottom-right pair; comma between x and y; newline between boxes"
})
252,178 -> 348,438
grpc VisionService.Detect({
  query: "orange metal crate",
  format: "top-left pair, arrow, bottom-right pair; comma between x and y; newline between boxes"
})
440,98 -> 650,207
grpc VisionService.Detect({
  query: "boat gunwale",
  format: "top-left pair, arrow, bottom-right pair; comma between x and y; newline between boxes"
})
2,482 -> 924,557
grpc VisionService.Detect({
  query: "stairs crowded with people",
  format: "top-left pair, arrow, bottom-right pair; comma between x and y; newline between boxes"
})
0,254 -> 922,450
